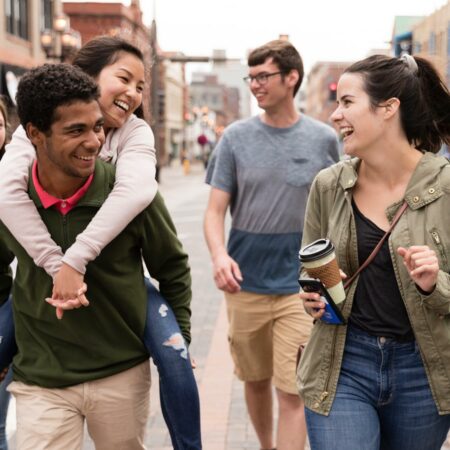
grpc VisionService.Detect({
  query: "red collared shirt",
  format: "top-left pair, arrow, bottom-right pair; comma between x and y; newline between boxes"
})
32,161 -> 94,215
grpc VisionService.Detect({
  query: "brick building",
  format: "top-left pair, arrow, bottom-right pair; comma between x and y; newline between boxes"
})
411,2 -> 450,86
0,0 -> 59,126
305,61 -> 351,128
190,73 -> 239,124
158,52 -> 187,164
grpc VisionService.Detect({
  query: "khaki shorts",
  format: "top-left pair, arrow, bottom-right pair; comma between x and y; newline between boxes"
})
225,291 -> 313,395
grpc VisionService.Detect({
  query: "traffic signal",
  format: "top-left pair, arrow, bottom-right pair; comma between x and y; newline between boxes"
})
328,82 -> 337,101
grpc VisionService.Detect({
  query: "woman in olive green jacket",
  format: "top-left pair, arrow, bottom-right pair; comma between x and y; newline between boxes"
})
298,54 -> 450,450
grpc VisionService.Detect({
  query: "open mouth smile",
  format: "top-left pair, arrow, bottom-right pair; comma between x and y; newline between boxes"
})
340,126 -> 354,140
114,100 -> 130,112
74,155 -> 95,161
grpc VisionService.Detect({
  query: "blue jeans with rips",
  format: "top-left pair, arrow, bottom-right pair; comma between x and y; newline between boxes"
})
0,297 -> 15,372
305,324 -> 450,450
144,280 -> 201,449
0,296 -> 15,450
0,283 -> 201,450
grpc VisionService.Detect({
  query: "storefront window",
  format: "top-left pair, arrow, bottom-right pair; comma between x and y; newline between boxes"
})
41,0 -> 53,30
5,0 -> 29,40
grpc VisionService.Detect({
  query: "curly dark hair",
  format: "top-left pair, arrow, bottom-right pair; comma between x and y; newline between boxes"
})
16,63 -> 100,133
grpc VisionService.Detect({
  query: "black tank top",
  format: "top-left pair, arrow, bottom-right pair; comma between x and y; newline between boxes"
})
350,200 -> 414,341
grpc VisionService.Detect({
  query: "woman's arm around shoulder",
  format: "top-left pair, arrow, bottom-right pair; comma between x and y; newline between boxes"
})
62,116 -> 157,273
0,125 -> 64,276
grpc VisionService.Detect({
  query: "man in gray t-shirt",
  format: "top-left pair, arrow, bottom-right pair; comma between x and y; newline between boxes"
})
204,40 -> 339,450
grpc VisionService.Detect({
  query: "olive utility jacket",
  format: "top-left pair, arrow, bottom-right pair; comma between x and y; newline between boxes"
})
297,153 -> 450,416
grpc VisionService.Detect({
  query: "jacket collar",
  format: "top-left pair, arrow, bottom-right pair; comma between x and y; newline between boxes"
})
28,160 -> 114,210
338,152 -> 449,215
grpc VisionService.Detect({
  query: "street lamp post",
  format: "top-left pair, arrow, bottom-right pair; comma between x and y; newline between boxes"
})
40,13 -> 81,62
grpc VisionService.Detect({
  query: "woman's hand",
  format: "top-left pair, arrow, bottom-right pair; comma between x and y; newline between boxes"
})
46,287 -> 89,319
299,289 -> 326,320
299,269 -> 347,320
49,263 -> 90,319
397,246 -> 439,294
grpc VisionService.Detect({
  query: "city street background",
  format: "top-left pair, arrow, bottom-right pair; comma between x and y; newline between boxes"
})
1,0 -> 449,448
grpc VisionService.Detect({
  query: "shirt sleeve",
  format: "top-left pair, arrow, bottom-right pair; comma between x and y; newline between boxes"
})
418,270 -> 450,315
208,133 -> 237,194
62,119 -> 157,274
0,126 -> 64,277
140,192 -> 192,344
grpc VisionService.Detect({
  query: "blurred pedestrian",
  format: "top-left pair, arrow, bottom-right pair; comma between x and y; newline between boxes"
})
181,148 -> 191,175
197,133 -> 209,169
299,54 -> 450,450
204,39 -> 339,450
0,37 -> 201,449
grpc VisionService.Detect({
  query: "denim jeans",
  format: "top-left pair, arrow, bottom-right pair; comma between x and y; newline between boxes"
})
144,280 -> 201,449
306,324 -> 450,450
0,298 -> 15,370
0,297 -> 14,449
0,285 -> 201,450
0,369 -> 12,450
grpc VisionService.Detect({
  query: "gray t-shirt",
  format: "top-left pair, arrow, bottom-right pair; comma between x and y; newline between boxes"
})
207,115 -> 339,294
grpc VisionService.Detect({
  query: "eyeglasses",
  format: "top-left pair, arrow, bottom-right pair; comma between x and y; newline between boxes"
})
243,71 -> 284,85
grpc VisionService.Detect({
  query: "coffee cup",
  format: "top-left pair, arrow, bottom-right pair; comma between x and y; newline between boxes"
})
299,238 -> 345,304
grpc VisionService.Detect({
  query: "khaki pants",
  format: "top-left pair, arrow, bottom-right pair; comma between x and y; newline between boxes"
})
8,361 -> 151,450
225,291 -> 313,394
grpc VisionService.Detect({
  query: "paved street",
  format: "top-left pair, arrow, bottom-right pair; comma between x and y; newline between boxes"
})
5,161 -> 450,449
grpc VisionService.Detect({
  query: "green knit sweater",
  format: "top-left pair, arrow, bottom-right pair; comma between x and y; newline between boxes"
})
0,161 -> 191,388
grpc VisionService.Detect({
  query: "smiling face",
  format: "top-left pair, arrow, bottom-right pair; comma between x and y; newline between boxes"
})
96,51 -> 145,132
30,100 -> 105,184
248,57 -> 297,112
331,73 -> 387,157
